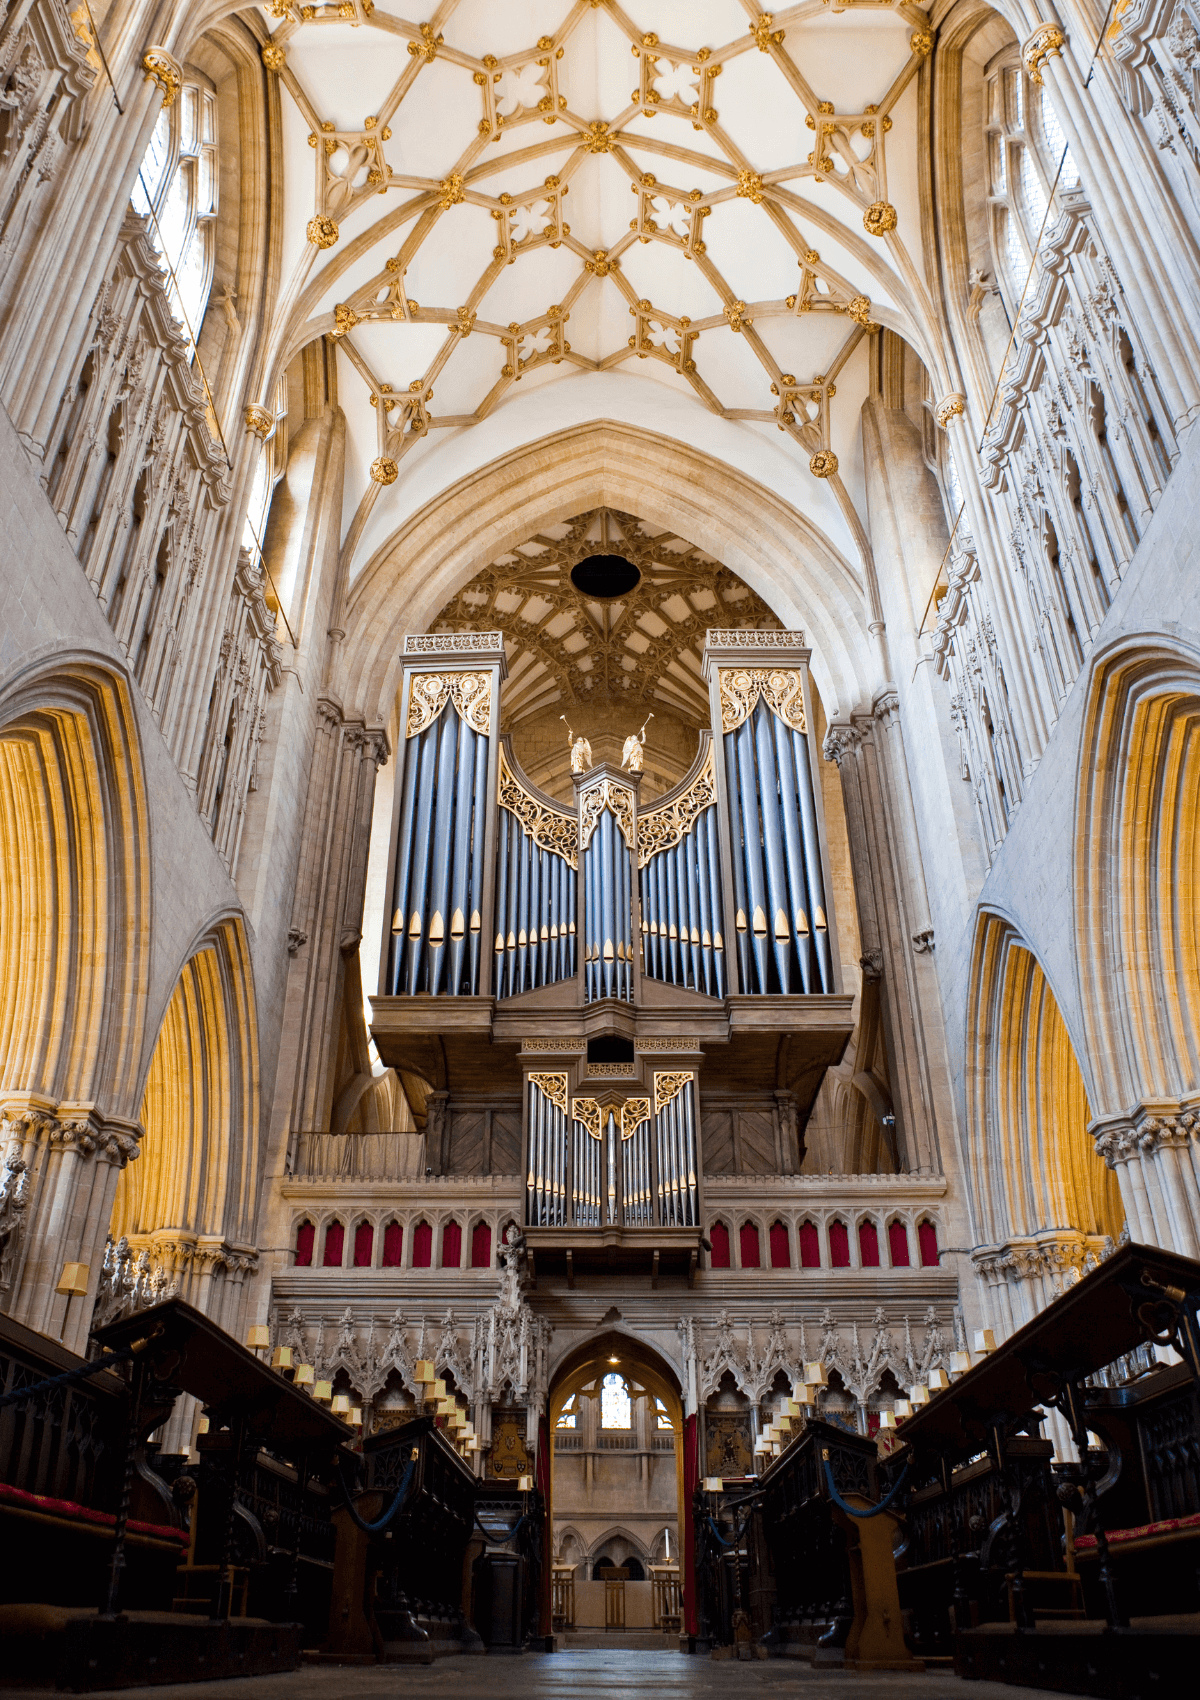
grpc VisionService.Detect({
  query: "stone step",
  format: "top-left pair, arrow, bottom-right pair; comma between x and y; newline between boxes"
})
558,1630 -> 677,1652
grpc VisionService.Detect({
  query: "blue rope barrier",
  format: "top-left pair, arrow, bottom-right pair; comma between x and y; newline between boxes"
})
0,1346 -> 137,1411
337,1454 -> 416,1533
822,1453 -> 909,1519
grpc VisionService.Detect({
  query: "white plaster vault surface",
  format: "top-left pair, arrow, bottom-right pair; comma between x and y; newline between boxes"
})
264,0 -> 936,583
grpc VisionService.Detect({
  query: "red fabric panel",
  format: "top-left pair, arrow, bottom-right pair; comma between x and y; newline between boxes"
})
412,1220 -> 432,1267
682,1411 -> 699,1636
294,1221 -> 314,1267
322,1220 -> 344,1267
828,1220 -> 850,1267
888,1220 -> 910,1267
537,1414 -> 552,1638
0,1481 -> 189,1543
471,1222 -> 492,1267
442,1220 -> 462,1267
353,1221 -> 374,1267
858,1221 -> 880,1267
918,1219 -> 939,1267
709,1222 -> 730,1268
382,1220 -> 403,1266
739,1222 -> 761,1268
769,1222 -> 790,1268
799,1220 -> 821,1268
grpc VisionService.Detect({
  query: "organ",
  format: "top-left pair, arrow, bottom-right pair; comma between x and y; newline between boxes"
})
371,628 -> 855,1276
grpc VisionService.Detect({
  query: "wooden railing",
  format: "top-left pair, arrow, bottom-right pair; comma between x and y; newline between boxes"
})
552,1564 -> 575,1630
289,1130 -> 424,1181
651,1564 -> 682,1632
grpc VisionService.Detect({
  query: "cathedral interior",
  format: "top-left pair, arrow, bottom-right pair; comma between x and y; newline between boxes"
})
2,1 -> 1200,1692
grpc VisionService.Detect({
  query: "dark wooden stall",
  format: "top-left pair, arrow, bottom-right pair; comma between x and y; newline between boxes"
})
1,1298 -> 348,1691
890,1243 -> 1200,1697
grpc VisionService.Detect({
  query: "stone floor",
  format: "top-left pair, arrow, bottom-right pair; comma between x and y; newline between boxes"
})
4,1651 -> 1069,1700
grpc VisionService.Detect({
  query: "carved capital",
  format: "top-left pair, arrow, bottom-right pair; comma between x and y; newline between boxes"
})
1022,24 -> 1065,86
912,929 -> 935,955
244,403 -> 275,439
821,722 -> 862,766
142,46 -> 183,108
859,950 -> 884,982
935,392 -> 966,428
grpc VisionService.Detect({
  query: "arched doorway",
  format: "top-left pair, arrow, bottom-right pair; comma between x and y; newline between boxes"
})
547,1329 -> 688,1644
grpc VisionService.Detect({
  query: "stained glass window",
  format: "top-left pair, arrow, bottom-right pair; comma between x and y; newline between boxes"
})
601,1373 -> 631,1429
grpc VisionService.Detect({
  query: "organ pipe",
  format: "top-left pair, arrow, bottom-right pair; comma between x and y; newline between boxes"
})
638,748 -> 726,997
494,749 -> 576,1000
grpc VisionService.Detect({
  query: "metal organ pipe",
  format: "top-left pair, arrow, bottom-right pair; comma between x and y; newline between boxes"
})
639,801 -> 725,998
389,704 -> 490,998
790,724 -> 833,991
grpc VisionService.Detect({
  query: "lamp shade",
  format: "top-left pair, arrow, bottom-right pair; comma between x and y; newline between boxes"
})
909,1384 -> 930,1407
927,1367 -> 950,1392
349,1407 -> 364,1427
973,1329 -> 996,1354
56,1263 -> 90,1297
878,1410 -> 898,1431
245,1325 -> 270,1350
271,1345 -> 294,1370
331,1393 -> 351,1415
702,1477 -> 723,1492
949,1351 -> 973,1377
894,1399 -> 912,1420
803,1361 -> 829,1387
314,1380 -> 333,1402
414,1360 -> 436,1383
294,1363 -> 315,1387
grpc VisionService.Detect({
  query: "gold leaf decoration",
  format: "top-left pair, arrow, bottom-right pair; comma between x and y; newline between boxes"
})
572,1096 -> 601,1138
579,777 -> 636,851
637,749 -> 717,868
718,667 -> 807,734
497,746 -> 578,868
530,1072 -> 568,1114
405,671 -> 493,738
654,1071 -> 693,1113
621,1098 -> 651,1139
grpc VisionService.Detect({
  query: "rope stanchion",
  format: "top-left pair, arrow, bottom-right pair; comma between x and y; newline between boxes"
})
336,1454 -> 416,1534
0,1347 -> 137,1411
821,1450 -> 910,1519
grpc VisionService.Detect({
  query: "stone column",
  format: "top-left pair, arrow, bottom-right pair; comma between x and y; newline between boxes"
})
822,720 -> 941,1172
1091,1100 -> 1200,1257
0,1107 -> 139,1352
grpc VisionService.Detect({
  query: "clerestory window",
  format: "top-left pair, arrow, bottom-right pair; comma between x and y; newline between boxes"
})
132,76 -> 218,358
985,59 -> 1080,312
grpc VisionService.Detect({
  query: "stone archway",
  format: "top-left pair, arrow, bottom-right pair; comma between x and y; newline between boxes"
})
546,1327 -> 691,1642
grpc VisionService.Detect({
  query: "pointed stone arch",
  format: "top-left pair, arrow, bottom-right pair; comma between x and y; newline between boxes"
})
110,913 -> 261,1328
964,910 -> 1123,1334
337,421 -> 875,732
0,658 -> 150,1346
1074,640 -> 1200,1253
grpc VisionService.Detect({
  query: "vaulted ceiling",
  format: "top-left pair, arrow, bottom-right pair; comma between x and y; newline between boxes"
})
262,1 -> 935,585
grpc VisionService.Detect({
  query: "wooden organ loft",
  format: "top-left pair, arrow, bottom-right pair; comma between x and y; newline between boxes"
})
370,630 -> 854,1280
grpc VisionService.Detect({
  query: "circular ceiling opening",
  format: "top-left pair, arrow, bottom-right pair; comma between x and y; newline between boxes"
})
570,554 -> 641,600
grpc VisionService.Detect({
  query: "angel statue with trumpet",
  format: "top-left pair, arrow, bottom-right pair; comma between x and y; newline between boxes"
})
561,717 -> 593,774
621,714 -> 654,773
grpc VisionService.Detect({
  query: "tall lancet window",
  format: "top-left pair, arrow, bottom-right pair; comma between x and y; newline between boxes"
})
600,1373 -> 632,1430
985,57 -> 1080,311
132,76 -> 219,358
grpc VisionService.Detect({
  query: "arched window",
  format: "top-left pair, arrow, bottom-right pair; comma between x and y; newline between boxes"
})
739,1221 -> 761,1269
557,1395 -> 577,1430
769,1221 -> 790,1268
655,1397 -> 673,1431
887,1220 -> 910,1267
798,1220 -> 821,1268
984,60 -> 1080,310
601,1373 -> 632,1429
412,1220 -> 433,1268
442,1220 -> 462,1267
828,1220 -> 850,1268
353,1221 -> 374,1267
130,76 -> 219,358
294,1219 -> 315,1267
858,1220 -> 880,1268
322,1219 -> 345,1267
709,1221 -> 730,1268
471,1222 -> 492,1267
382,1220 -> 403,1266
918,1218 -> 940,1268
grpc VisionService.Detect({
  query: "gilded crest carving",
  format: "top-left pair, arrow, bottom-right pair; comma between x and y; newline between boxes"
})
654,1071 -> 693,1113
718,668 -> 807,735
405,671 -> 492,738
638,750 -> 716,868
529,1073 -> 568,1115
497,747 -> 578,869
579,778 -> 636,851
621,1098 -> 651,1140
572,1097 -> 601,1139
